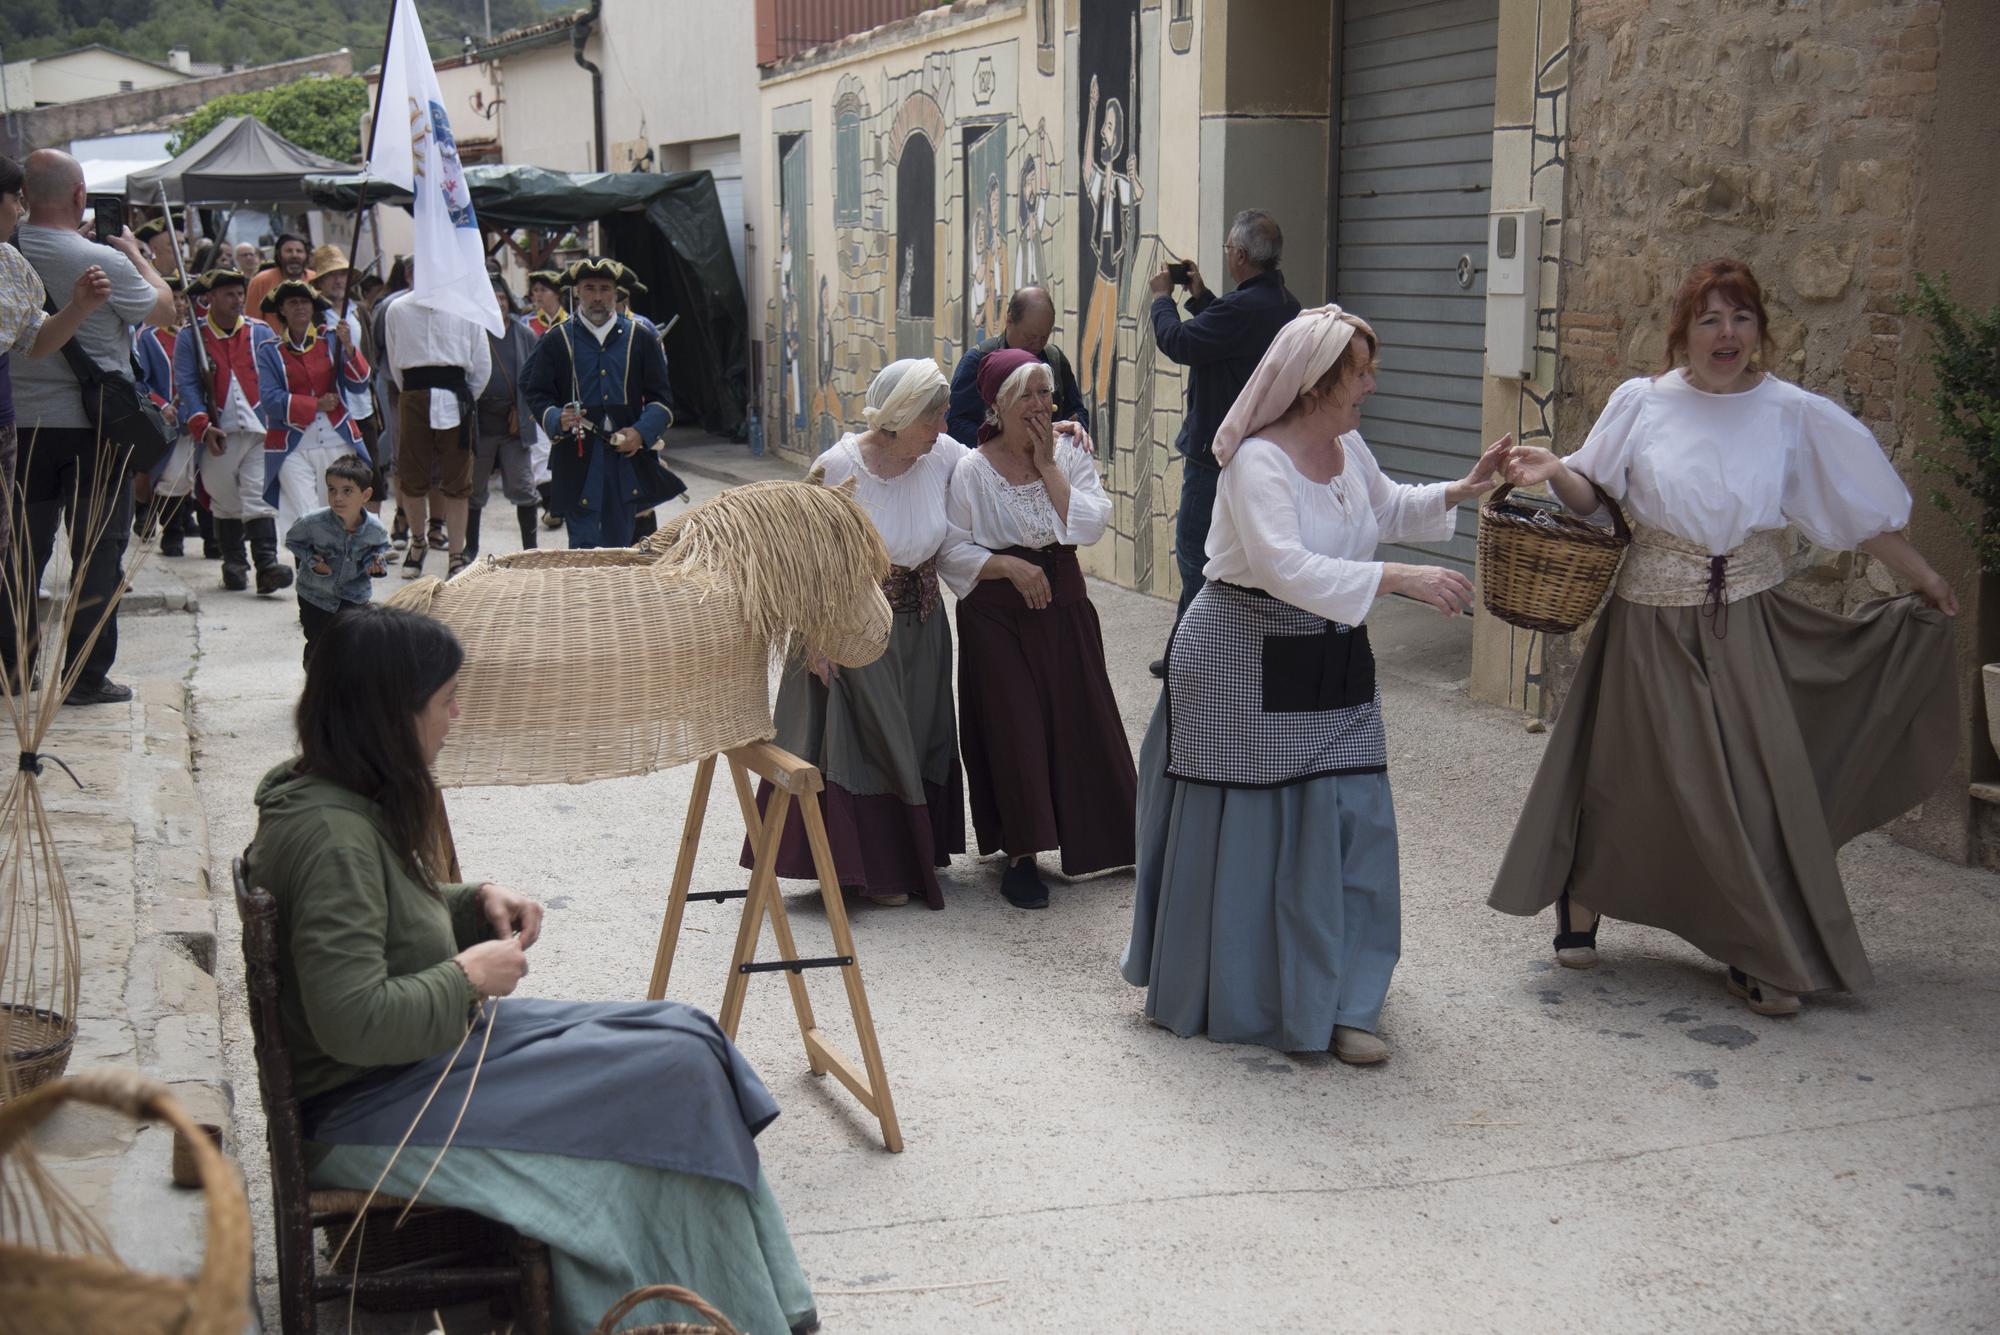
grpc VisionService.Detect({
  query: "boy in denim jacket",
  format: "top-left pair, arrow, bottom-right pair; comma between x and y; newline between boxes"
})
285,454 -> 391,665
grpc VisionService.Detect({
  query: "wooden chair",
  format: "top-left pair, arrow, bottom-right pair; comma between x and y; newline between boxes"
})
232,855 -> 553,1334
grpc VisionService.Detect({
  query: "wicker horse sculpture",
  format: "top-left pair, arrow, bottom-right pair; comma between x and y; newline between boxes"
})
385,479 -> 893,787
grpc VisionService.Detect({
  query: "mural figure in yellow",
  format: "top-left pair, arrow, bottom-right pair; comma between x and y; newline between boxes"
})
1079,61 -> 1142,418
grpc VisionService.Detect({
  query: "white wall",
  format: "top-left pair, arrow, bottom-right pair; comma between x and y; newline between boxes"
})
4,48 -> 187,110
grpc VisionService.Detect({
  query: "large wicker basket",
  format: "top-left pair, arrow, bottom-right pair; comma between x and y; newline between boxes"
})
1477,481 -> 1631,634
0,1069 -> 251,1335
592,1283 -> 742,1334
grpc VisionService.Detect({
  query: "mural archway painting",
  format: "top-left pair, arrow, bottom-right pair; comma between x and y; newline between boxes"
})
778,132 -> 813,454
1077,0 -> 1143,437
895,130 -> 936,359
964,123 -> 1009,345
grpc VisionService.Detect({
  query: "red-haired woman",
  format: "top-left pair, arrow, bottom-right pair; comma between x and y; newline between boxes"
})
1488,258 -> 1958,1018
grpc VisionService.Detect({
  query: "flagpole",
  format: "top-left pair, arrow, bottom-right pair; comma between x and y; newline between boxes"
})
336,0 -> 402,333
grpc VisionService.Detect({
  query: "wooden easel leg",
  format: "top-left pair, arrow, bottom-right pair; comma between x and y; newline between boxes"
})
798,791 -> 904,1153
718,779 -> 788,1037
647,753 -> 717,1001
728,759 -> 824,1073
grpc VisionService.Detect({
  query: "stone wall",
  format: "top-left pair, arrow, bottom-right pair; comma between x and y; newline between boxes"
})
0,50 -> 356,160
1533,0 -> 1946,715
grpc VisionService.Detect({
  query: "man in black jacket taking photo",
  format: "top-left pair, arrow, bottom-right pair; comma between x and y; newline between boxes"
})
1148,209 -> 1301,677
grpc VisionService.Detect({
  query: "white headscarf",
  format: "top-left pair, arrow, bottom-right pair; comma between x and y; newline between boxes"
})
863,358 -> 950,434
1210,305 -> 1375,467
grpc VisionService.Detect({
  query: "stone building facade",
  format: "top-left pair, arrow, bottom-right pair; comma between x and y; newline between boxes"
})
755,0 -> 1999,859
1474,0 -> 1999,862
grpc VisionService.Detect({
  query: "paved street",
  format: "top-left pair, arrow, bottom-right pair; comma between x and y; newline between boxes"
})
170,435 -> 2000,1334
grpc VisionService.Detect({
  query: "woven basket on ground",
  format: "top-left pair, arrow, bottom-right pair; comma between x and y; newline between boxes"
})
0,1069 -> 250,1335
592,1283 -> 742,1334
0,1004 -> 73,1099
386,480 -> 891,789
1477,481 -> 1631,635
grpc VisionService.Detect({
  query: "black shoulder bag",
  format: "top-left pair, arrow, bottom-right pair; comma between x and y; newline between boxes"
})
42,291 -> 175,474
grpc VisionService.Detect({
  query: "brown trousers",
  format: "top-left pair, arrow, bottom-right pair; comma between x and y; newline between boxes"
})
396,393 -> 473,499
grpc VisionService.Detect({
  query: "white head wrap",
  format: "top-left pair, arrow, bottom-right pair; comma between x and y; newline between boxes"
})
863,358 -> 950,434
1210,305 -> 1375,467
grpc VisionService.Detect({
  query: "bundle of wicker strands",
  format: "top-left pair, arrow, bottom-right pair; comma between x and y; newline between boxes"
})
388,480 -> 893,788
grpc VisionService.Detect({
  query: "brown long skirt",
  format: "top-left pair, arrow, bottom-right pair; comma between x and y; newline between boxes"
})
1488,589 -> 1956,993
957,544 -> 1137,875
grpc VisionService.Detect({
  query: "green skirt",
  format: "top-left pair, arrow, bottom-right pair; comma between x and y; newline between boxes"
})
312,1145 -> 817,1334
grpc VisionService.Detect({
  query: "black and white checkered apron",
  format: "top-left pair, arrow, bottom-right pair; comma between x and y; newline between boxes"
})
1164,580 -> 1387,788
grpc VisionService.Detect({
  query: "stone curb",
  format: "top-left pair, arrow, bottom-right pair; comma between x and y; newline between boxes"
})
36,670 -> 234,1290
123,589 -> 201,616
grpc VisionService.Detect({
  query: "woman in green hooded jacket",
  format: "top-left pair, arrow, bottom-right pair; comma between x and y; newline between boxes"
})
247,604 -> 818,1334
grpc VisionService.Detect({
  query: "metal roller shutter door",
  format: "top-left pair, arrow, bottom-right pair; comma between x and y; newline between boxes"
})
1336,0 -> 1499,572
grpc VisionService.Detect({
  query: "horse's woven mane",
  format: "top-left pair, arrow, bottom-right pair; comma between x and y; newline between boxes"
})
641,479 -> 889,655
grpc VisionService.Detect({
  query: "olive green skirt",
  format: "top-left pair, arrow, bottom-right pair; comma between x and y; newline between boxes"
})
1488,589 -> 1956,992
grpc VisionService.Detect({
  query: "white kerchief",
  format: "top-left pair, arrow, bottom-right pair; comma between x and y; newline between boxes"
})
1211,305 -> 1373,467
863,358 -> 949,434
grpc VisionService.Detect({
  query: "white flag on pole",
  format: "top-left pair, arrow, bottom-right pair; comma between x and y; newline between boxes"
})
369,0 -> 502,335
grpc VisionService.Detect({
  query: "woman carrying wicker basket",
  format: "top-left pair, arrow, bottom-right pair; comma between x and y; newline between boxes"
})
1120,307 -> 1508,1062
946,346 -> 1135,909
247,606 -> 818,1334
1488,258 -> 1958,1018
746,358 -> 987,908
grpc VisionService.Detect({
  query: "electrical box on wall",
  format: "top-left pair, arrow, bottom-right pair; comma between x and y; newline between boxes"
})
1483,207 -> 1543,379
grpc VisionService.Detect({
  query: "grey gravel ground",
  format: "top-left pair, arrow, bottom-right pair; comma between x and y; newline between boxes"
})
177,434 -> 1998,1334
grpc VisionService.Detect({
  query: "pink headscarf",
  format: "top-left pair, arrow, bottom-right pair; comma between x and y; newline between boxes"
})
974,346 -> 1043,443
1210,305 -> 1375,467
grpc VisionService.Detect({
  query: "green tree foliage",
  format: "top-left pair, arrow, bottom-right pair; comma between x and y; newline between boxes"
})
166,74 -> 372,162
1,0 -> 563,68
1904,274 -> 2000,573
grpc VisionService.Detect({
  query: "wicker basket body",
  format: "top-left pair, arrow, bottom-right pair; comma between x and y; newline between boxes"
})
0,1004 -> 74,1102
0,1070 -> 250,1335
1477,482 -> 1631,635
387,481 -> 894,790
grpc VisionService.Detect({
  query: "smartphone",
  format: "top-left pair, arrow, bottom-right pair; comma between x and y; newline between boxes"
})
1166,260 -> 1191,286
86,193 -> 126,238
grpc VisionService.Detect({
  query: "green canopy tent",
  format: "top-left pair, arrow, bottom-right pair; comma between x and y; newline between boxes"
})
310,165 -> 749,436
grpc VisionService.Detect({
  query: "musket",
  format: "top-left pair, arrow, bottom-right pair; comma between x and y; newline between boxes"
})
154,184 -> 217,431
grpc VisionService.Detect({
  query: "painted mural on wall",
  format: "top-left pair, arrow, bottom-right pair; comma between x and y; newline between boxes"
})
965,123 -> 1008,344
1076,1 -> 1143,435
760,12 -> 1188,597
778,133 -> 812,455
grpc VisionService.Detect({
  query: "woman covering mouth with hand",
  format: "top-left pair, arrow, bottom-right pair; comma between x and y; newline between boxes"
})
1488,257 -> 1959,1019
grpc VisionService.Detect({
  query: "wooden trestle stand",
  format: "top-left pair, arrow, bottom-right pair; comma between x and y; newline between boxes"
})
646,741 -> 903,1152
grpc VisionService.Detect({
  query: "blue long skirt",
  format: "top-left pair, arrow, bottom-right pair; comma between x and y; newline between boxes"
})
1120,695 -> 1402,1050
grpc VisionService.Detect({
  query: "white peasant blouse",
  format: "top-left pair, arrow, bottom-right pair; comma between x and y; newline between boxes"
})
1201,434 -> 1457,627
940,444 -> 1113,595
1564,370 -> 1910,554
814,433 -> 964,564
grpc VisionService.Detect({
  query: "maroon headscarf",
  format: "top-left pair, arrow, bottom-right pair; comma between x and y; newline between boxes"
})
974,347 -> 1043,443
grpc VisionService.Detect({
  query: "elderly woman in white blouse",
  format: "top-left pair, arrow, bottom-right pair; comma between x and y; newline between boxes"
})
1489,258 -> 1958,1018
945,347 -> 1135,910
1120,307 -> 1506,1062
750,358 -> 986,909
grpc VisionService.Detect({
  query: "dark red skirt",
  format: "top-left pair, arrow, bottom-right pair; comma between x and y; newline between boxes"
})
747,776 -> 963,908
955,545 -> 1137,875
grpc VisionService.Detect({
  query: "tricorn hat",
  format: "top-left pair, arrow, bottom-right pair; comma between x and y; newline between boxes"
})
562,256 -> 624,288
187,267 -> 247,297
526,269 -> 564,292
261,278 -> 330,316
133,212 -> 185,243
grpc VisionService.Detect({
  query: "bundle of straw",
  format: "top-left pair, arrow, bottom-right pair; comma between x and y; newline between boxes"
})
0,432 -> 154,1100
